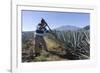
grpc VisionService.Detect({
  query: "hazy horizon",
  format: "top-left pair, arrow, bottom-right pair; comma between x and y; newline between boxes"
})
22,25 -> 89,32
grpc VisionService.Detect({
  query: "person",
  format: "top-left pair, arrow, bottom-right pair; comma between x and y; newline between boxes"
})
34,18 -> 48,56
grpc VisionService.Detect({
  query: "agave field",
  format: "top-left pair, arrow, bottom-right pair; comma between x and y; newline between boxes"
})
22,29 -> 90,62
52,30 -> 90,60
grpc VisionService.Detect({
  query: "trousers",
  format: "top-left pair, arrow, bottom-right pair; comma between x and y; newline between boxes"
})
34,35 -> 48,54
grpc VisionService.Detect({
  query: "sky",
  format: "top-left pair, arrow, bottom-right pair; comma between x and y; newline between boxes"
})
22,10 -> 90,31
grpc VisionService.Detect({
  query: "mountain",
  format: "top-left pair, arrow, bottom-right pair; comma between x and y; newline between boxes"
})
83,25 -> 90,30
55,25 -> 80,31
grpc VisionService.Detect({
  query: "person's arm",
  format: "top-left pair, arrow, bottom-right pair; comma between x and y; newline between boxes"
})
44,27 -> 49,33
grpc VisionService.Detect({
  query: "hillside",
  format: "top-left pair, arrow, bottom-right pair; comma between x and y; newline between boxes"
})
55,25 -> 80,31
22,31 -> 34,43
22,33 -> 67,62
83,25 -> 90,30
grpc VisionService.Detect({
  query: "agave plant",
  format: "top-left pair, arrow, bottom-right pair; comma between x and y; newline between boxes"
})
53,30 -> 90,60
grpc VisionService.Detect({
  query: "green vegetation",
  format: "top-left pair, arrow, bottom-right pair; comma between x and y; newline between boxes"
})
53,30 -> 90,60
22,28 -> 90,62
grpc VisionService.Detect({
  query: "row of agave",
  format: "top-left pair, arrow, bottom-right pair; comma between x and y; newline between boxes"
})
53,30 -> 90,60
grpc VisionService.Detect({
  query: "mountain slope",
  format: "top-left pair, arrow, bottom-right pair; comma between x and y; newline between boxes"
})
55,25 -> 80,31
83,25 -> 90,30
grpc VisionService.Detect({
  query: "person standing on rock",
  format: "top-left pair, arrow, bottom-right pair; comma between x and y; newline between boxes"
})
34,18 -> 49,56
